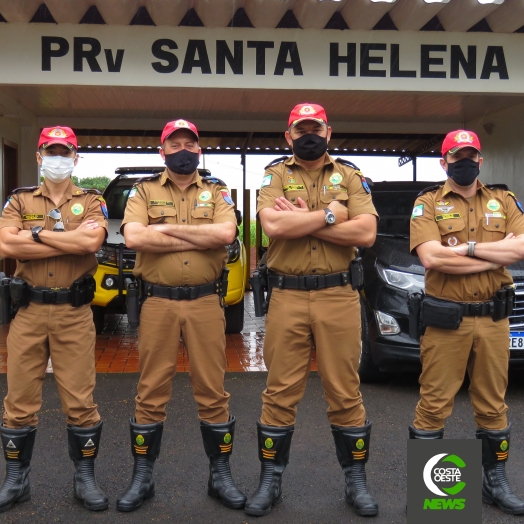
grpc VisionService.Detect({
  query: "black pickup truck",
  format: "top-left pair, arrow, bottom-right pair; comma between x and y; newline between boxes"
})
359,181 -> 524,381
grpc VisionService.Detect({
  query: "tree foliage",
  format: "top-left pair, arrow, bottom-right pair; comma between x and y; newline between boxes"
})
40,175 -> 111,193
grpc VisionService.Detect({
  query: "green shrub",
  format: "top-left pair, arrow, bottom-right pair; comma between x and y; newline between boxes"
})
238,220 -> 269,247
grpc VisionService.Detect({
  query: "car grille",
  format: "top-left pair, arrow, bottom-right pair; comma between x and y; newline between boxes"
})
509,280 -> 524,330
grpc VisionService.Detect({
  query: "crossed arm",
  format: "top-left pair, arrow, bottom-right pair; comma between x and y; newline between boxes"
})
259,196 -> 376,247
124,221 -> 237,253
0,220 -> 105,260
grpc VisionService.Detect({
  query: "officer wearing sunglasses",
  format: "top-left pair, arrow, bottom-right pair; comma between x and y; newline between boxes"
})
0,127 -> 109,513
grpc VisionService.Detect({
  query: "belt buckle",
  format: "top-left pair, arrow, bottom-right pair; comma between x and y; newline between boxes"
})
177,287 -> 191,300
304,275 -> 318,290
470,303 -> 482,316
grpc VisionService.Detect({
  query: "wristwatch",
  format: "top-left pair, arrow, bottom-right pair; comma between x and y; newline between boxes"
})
467,241 -> 476,257
324,208 -> 336,225
31,226 -> 43,243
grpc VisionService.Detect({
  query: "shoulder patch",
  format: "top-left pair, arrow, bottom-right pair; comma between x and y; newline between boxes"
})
335,158 -> 360,171
97,196 -> 108,218
508,191 -> 524,214
418,184 -> 444,197
201,175 -> 227,186
264,156 -> 289,170
11,186 -> 40,195
135,173 -> 162,186
486,184 -> 510,191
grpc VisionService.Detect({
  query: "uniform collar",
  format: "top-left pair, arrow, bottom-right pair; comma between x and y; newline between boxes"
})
441,178 -> 485,197
285,153 -> 334,167
162,168 -> 202,188
37,177 -> 76,202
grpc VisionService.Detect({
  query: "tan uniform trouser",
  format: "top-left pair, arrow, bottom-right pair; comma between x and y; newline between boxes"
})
261,286 -> 366,427
3,302 -> 99,429
414,316 -> 509,431
135,294 -> 230,425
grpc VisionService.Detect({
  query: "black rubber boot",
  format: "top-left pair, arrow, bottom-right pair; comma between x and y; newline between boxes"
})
477,423 -> 524,515
244,422 -> 294,517
408,426 -> 444,439
116,418 -> 163,512
332,421 -> 378,517
0,425 -> 36,513
67,421 -> 109,511
200,416 -> 246,509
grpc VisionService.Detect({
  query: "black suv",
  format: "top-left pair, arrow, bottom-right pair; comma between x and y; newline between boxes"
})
359,181 -> 524,381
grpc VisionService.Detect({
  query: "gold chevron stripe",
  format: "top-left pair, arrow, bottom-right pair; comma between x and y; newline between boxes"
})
6,451 -> 19,459
219,444 -> 232,453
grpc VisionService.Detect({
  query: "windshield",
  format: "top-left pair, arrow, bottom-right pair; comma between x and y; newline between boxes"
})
372,191 -> 421,236
104,181 -> 133,220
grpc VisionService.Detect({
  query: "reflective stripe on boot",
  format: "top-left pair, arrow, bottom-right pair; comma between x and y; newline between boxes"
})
477,423 -> 524,515
0,426 -> 36,513
200,416 -> 246,509
116,418 -> 163,513
331,421 -> 378,517
67,421 -> 109,511
244,422 -> 294,517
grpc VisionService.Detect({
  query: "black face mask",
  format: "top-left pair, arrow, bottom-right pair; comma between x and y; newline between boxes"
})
164,150 -> 200,175
446,157 -> 480,187
292,134 -> 328,161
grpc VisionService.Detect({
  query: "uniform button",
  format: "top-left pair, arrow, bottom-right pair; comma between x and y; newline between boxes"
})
161,211 -> 164,215
204,213 -> 208,217
470,228 -> 474,232
182,218 -> 186,222
312,269 -> 317,273
332,195 -> 336,199
312,246 -> 317,250
448,226 -> 452,230
182,198 -> 185,202
184,261 -> 188,265
470,208 -> 473,212
312,204 -> 315,208
312,183 -> 316,188
474,292 -> 478,296
496,224 -> 499,228
291,198 -> 296,202
49,272 -> 53,276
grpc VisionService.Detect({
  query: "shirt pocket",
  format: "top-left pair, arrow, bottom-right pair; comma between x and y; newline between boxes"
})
482,216 -> 506,242
283,189 -> 308,206
191,205 -> 215,223
437,216 -> 466,244
147,206 -> 177,224
320,190 -> 349,207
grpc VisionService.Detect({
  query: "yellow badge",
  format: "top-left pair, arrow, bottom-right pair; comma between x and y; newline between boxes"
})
330,173 -> 342,185
283,184 -> 306,191
487,199 -> 500,211
199,191 -> 212,202
22,214 -> 44,221
71,203 -> 84,215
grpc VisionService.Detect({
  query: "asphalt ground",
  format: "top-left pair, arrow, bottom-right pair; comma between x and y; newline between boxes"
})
0,371 -> 523,524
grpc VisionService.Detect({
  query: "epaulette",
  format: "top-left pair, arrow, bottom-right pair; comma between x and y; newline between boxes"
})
76,188 -> 102,195
201,175 -> 227,186
486,184 -> 510,191
134,173 -> 162,186
11,186 -> 40,195
418,183 -> 444,197
264,156 -> 289,170
335,158 -> 360,171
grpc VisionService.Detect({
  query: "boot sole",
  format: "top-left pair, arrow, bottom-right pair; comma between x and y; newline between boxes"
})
482,496 -> 524,516
0,490 -> 31,514
207,489 -> 246,509
244,494 -> 283,516
116,490 -> 155,513
353,507 -> 379,517
73,490 -> 109,511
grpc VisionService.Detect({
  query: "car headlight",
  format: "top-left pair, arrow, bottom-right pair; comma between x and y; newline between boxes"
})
96,246 -> 117,265
377,264 -> 425,293
226,239 -> 241,263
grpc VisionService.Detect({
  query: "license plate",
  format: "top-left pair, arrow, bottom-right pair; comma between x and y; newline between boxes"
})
510,332 -> 524,349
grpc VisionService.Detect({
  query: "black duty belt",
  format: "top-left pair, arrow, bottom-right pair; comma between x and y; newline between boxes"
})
267,271 -> 350,291
460,301 -> 493,317
30,288 -> 72,304
142,280 -> 221,301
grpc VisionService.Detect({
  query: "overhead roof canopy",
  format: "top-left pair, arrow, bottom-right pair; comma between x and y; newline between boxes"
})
0,0 -> 523,34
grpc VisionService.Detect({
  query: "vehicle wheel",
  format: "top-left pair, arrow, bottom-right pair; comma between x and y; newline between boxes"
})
358,298 -> 383,382
225,298 -> 244,334
92,306 -> 106,335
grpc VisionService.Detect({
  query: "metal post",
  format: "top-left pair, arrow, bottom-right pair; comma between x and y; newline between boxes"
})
255,189 -> 262,260
413,156 -> 417,181
243,188 -> 251,288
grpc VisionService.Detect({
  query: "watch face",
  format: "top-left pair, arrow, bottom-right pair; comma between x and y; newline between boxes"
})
326,212 -> 336,224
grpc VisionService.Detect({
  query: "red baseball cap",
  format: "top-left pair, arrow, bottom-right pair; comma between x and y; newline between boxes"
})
288,103 -> 328,128
38,126 -> 77,150
441,130 -> 481,157
161,119 -> 199,143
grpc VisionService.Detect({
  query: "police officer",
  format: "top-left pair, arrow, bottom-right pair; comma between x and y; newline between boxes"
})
410,129 -> 524,515
0,126 -> 109,512
117,119 -> 245,512
245,104 -> 379,517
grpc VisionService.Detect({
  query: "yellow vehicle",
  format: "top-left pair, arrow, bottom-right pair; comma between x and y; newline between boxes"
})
91,167 -> 247,334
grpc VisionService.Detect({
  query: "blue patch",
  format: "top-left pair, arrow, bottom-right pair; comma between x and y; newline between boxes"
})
98,197 -> 108,218
362,180 -> 371,194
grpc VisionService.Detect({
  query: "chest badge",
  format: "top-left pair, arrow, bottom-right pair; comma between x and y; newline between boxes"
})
448,236 -> 459,246
287,176 -> 296,184
436,205 -> 454,213
329,173 -> 342,185
487,199 -> 500,212
71,203 -> 84,215
199,191 -> 212,202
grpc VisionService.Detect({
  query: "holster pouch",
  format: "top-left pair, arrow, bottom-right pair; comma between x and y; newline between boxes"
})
0,273 -> 12,324
421,295 -> 463,330
505,286 -> 515,318
125,278 -> 140,329
9,277 -> 30,309
408,292 -> 424,340
350,257 -> 364,290
219,267 -> 229,304
249,265 -> 268,317
71,274 -> 96,307
492,286 -> 515,321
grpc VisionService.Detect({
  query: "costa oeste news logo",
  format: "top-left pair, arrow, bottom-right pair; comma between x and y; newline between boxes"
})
423,453 -> 466,510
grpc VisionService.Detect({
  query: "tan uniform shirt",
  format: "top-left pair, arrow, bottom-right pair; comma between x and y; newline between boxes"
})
0,179 -> 108,288
410,179 -> 524,302
122,170 -> 237,287
257,154 -> 378,275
